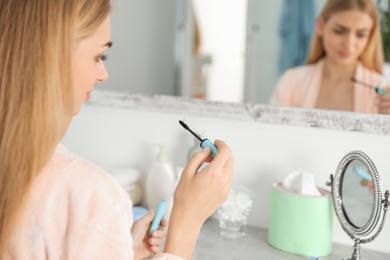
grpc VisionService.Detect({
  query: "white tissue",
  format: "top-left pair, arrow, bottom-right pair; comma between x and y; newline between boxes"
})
282,168 -> 321,196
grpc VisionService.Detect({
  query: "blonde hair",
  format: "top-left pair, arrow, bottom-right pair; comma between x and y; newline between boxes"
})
0,0 -> 110,255
307,0 -> 383,73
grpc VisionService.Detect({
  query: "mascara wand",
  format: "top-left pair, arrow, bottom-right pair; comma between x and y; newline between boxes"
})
179,120 -> 218,157
351,78 -> 390,95
179,120 -> 203,142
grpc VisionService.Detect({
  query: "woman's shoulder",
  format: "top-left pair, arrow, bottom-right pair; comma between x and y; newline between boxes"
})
358,62 -> 388,85
52,145 -> 113,181
27,145 -> 134,259
282,62 -> 319,79
38,144 -> 129,205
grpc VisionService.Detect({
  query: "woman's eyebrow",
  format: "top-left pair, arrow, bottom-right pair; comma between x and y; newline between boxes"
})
334,23 -> 371,32
101,41 -> 113,48
356,28 -> 371,33
334,24 -> 349,31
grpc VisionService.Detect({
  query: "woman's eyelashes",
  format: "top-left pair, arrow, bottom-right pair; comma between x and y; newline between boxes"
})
96,54 -> 108,63
333,28 -> 369,39
333,28 -> 345,35
356,33 -> 367,39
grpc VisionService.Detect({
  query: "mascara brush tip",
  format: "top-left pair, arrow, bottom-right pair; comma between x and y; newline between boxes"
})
179,120 -> 188,130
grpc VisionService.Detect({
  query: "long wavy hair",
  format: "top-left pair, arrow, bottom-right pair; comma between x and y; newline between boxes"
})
0,0 -> 110,255
307,0 -> 383,73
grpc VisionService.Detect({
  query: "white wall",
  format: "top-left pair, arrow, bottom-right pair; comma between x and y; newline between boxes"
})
99,0 -> 177,95
62,104 -> 390,254
192,0 -> 247,103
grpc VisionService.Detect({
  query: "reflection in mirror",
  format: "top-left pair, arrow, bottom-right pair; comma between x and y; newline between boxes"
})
98,0 -> 328,103
342,160 -> 374,228
245,0 -> 324,104
99,0 -> 390,117
327,150 -> 390,260
267,0 -> 390,116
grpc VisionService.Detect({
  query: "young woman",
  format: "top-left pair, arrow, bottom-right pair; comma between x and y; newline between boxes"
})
270,0 -> 390,114
0,0 -> 234,259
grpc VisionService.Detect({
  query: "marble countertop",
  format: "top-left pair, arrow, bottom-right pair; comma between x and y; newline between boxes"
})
192,219 -> 389,260
87,90 -> 390,135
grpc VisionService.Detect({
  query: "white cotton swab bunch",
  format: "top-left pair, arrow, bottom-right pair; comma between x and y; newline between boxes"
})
217,187 -> 254,223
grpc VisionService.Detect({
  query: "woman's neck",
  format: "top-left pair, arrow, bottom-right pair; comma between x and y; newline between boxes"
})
323,57 -> 357,81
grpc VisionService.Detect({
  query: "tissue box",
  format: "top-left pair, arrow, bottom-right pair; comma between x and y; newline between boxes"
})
268,182 -> 333,257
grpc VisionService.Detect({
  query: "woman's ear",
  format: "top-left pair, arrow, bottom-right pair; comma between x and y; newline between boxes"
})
316,16 -> 325,37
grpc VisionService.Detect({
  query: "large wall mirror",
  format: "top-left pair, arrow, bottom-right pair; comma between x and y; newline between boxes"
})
101,0 -> 328,102
96,0 -> 390,134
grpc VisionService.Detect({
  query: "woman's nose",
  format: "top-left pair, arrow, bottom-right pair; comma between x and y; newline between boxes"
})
343,33 -> 355,49
97,62 -> 108,82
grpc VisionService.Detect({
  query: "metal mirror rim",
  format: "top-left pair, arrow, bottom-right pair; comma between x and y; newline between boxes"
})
332,150 -> 382,237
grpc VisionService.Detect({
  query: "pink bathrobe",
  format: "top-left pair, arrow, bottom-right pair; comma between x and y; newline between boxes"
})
270,58 -> 388,114
9,144 -> 184,260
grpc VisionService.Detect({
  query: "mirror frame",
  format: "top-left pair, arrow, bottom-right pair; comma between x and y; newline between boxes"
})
332,150 -> 382,237
89,90 -> 390,136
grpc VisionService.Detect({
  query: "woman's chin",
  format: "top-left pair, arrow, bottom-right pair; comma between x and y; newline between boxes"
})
330,56 -> 358,67
72,103 -> 83,116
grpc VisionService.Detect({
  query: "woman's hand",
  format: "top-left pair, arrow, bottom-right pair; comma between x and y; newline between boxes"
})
164,139 -> 234,258
361,180 -> 374,194
377,91 -> 390,114
131,210 -> 167,259
173,139 -> 234,224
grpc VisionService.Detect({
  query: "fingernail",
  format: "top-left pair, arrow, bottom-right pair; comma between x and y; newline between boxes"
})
202,146 -> 210,152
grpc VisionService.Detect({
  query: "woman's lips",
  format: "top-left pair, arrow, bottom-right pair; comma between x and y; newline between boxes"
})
86,91 -> 92,101
338,51 -> 352,58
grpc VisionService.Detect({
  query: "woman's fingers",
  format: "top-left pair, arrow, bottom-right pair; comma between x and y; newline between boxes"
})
149,229 -> 165,253
223,156 -> 235,189
149,237 -> 163,246
378,95 -> 390,114
150,229 -> 165,239
360,180 -> 374,194
183,140 -> 232,177
360,180 -> 371,187
160,219 -> 168,227
211,140 -> 232,167
149,245 -> 161,254
173,139 -> 234,221
182,146 -> 212,178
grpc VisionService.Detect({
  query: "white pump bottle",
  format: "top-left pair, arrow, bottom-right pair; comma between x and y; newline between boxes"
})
145,145 -> 176,217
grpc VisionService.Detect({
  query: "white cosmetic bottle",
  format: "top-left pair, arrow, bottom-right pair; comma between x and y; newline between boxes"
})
145,145 -> 176,218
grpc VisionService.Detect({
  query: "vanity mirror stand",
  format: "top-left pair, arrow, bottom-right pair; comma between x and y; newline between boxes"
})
326,151 -> 390,260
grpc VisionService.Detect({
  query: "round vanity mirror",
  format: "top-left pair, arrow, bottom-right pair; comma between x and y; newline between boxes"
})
327,150 -> 390,260
342,159 -> 375,229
